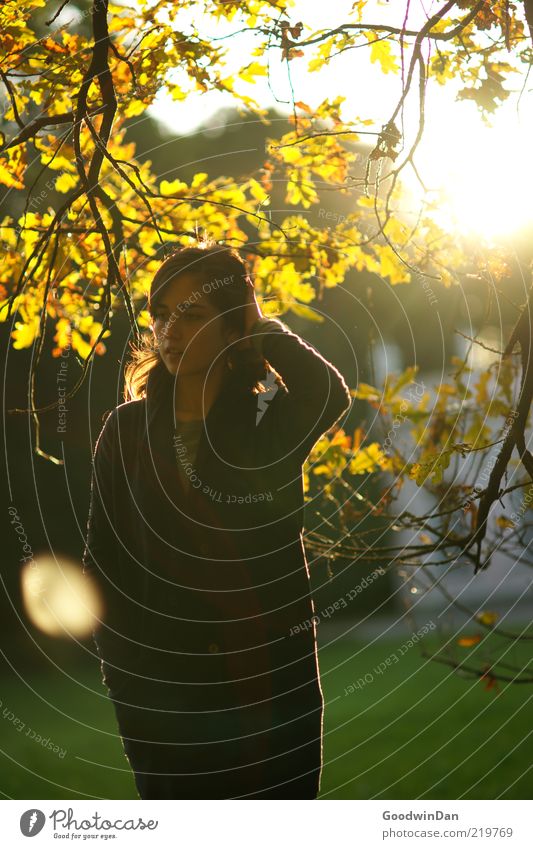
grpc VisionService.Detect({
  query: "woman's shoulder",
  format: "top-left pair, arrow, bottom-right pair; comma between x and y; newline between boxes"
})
93,399 -> 146,463
100,398 -> 145,430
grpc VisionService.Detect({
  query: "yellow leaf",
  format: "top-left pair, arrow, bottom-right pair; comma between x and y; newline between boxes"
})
191,172 -> 208,189
308,55 -> 325,72
286,175 -> 318,208
54,319 -> 72,350
0,161 -> 23,190
496,516 -> 514,529
71,329 -> 92,360
12,316 -> 40,350
349,442 -> 391,475
35,142 -> 76,173
289,303 -> 323,321
368,37 -> 399,74
169,85 -> 187,101
330,429 -> 351,449
477,611 -> 499,626
248,178 -> 269,204
376,244 -> 409,284
239,62 -> 268,83
137,309 -> 152,329
354,382 -> 381,402
124,99 -> 146,118
160,179 -> 188,196
353,427 -> 364,451
29,88 -> 44,105
0,148 -> 25,189
55,172 -> 78,193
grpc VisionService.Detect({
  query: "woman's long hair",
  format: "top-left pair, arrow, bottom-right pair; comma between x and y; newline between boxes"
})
124,243 -> 281,402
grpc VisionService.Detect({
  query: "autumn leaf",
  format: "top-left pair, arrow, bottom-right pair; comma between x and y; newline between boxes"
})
480,665 -> 500,692
12,316 -> 40,349
248,178 -> 270,204
476,611 -> 499,627
367,36 -> 399,74
0,148 -> 25,190
352,427 -> 365,452
496,516 -> 515,530
239,62 -> 268,83
375,244 -> 410,284
409,450 -> 452,486
55,173 -> 79,193
289,302 -> 323,321
159,178 -> 188,196
457,63 -> 511,119
353,382 -> 381,403
349,442 -> 392,475
457,634 -> 482,647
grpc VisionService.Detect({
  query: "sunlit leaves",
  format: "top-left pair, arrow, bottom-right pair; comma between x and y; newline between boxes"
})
159,179 -> 188,197
457,61 -> 514,120
248,178 -> 270,205
373,244 -> 410,285
307,32 -> 353,72
0,148 -> 26,189
286,172 -> 318,208
0,0 -> 529,513
238,61 -> 268,84
366,35 -> 399,74
12,315 -> 40,350
305,427 -> 392,487
429,51 -> 454,85
409,450 -> 454,486
354,366 -> 427,414
34,136 -> 77,173
349,442 -> 393,475
55,173 -> 79,193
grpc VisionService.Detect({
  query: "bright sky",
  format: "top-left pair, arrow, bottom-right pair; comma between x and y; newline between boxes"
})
63,1 -> 533,242
147,0 -> 533,242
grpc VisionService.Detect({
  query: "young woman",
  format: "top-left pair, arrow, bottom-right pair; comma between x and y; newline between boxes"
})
82,243 -> 351,799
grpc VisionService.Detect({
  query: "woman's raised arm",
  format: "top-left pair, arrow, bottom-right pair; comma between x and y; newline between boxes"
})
250,316 -> 352,465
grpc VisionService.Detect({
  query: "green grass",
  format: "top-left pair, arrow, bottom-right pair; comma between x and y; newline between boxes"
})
1,632 -> 531,799
318,631 -> 533,799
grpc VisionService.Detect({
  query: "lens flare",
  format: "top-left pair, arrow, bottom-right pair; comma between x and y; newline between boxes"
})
21,556 -> 102,638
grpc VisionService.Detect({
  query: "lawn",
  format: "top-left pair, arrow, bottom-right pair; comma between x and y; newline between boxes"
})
0,631 -> 531,799
317,629 -> 532,799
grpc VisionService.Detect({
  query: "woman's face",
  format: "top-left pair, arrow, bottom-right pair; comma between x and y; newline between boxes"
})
150,271 -> 237,378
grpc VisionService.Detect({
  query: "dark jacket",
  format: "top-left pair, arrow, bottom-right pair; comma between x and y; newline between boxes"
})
82,318 -> 351,716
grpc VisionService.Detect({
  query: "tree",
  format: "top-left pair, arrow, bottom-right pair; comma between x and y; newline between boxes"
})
2,0 -> 533,686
